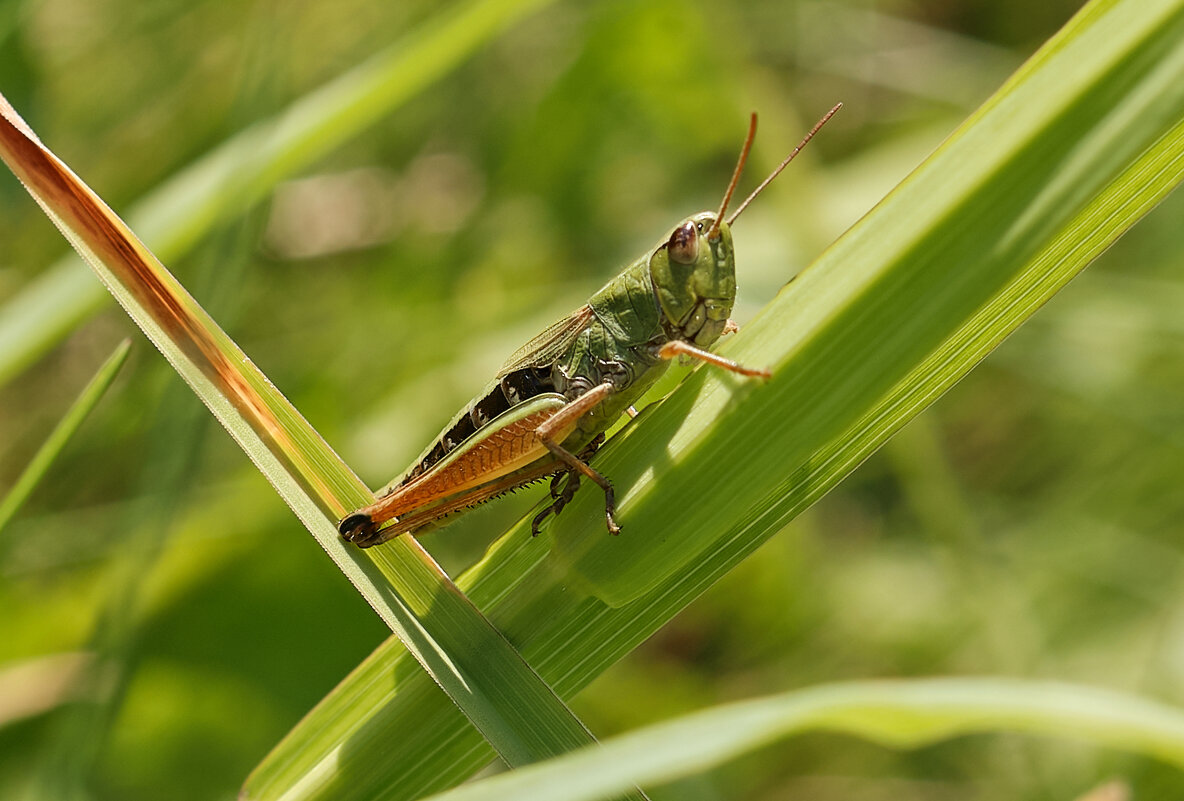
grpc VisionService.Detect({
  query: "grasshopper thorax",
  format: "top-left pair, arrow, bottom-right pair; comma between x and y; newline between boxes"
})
649,211 -> 737,348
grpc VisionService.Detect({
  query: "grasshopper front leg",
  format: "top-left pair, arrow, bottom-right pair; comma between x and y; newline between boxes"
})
658,339 -> 771,379
535,381 -> 621,535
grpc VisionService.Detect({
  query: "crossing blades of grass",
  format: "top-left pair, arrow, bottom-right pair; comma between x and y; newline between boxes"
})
0,93 -> 646,801
244,0 -> 1184,798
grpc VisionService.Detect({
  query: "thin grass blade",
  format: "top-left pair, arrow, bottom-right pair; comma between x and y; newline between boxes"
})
0,339 -> 131,536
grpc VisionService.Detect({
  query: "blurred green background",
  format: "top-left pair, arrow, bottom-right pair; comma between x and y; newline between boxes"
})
2,0 -> 1182,799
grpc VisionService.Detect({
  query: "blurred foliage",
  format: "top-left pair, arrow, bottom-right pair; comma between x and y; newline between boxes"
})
0,0 -> 1181,800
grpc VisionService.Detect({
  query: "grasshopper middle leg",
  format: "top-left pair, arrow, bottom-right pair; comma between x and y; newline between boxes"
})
532,471 -> 580,536
530,433 -> 606,536
658,338 -> 771,378
535,382 -> 621,535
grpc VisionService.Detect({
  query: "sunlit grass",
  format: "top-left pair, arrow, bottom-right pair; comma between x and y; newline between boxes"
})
2,0 -> 1183,799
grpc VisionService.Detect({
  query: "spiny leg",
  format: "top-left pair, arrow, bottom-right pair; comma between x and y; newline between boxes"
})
535,382 -> 621,535
658,339 -> 771,378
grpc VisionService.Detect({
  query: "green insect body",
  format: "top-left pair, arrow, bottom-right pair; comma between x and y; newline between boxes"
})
339,107 -> 840,548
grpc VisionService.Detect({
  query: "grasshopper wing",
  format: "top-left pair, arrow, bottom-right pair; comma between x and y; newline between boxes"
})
498,305 -> 594,377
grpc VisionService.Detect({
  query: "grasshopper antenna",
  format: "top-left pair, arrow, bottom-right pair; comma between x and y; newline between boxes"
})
706,112 -> 758,241
726,102 -> 842,226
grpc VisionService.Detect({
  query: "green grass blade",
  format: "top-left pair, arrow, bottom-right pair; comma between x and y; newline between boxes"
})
244,0 -> 1184,798
0,96 -> 646,796
418,678 -> 1184,801
0,339 -> 130,536
0,0 -> 555,386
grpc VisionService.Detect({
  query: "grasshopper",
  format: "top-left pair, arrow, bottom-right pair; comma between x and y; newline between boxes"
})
340,105 -> 841,548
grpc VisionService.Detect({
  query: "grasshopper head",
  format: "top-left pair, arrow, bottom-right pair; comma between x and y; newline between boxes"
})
649,211 -> 737,348
649,106 -> 841,350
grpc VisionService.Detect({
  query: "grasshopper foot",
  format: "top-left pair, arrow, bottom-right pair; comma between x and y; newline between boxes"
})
530,507 -> 550,537
602,484 -> 621,536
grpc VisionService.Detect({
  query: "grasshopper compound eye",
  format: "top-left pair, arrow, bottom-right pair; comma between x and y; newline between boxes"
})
667,220 -> 699,264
